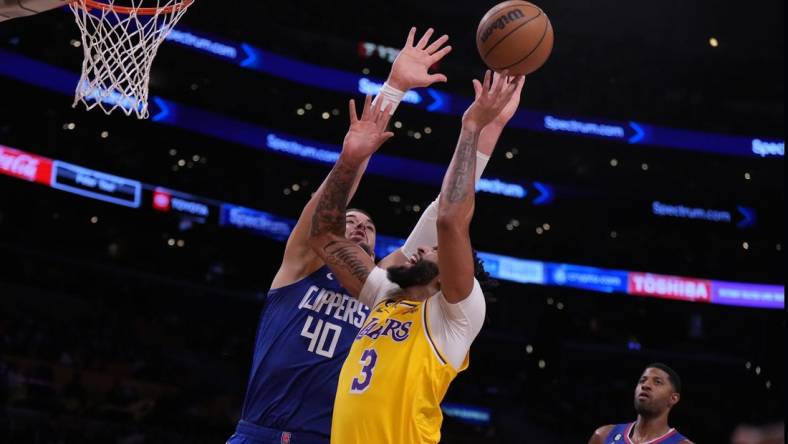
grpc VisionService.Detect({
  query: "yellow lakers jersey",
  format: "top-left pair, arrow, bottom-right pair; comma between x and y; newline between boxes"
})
331,297 -> 468,444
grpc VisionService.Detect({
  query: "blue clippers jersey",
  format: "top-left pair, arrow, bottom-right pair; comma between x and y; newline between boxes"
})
604,423 -> 688,444
240,266 -> 370,438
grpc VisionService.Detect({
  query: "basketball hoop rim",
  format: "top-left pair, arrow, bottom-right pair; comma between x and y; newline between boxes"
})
69,0 -> 194,15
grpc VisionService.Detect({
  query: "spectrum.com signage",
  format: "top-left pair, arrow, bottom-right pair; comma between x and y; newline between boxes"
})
652,201 -> 732,223
544,115 -> 626,138
219,205 -> 293,241
751,139 -> 784,157
166,30 -> 238,60
651,201 -> 757,229
265,133 -> 339,164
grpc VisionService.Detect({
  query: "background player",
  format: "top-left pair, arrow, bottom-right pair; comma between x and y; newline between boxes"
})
588,363 -> 694,444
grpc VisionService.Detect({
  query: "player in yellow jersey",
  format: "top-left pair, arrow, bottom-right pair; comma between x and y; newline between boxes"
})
309,69 -> 522,444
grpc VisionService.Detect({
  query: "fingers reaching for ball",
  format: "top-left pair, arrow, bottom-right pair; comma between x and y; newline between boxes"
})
464,69 -> 525,129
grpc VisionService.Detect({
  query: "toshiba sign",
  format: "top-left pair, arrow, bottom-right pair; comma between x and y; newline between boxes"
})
0,145 -> 52,185
628,273 -> 712,303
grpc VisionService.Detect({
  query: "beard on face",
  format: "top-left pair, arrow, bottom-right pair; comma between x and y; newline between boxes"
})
633,397 -> 660,418
387,259 -> 439,288
357,242 -> 373,258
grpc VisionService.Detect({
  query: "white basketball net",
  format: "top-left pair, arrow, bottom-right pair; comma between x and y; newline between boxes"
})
68,0 -> 193,119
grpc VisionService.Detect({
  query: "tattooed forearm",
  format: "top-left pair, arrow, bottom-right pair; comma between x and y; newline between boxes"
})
311,159 -> 359,237
323,240 -> 372,285
446,128 -> 480,203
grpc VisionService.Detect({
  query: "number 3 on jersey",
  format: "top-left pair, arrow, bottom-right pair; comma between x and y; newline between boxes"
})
300,315 -> 341,358
350,348 -> 377,393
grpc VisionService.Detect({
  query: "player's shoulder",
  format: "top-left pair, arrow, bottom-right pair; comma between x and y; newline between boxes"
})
588,425 -> 615,444
594,424 -> 615,434
270,262 -> 328,291
436,277 -> 485,303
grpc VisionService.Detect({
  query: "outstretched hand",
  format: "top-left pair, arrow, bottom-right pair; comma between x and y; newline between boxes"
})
387,27 -> 452,90
462,70 -> 523,130
493,72 -> 526,127
341,95 -> 395,163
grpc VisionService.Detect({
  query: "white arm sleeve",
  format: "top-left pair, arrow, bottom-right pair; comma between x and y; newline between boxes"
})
474,151 -> 491,184
427,279 -> 486,369
400,151 -> 490,258
359,266 -> 401,308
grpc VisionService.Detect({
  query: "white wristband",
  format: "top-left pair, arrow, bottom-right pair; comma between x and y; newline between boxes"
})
475,151 -> 490,184
372,82 -> 406,115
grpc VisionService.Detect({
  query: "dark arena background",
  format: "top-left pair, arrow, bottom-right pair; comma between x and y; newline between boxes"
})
0,1 -> 784,443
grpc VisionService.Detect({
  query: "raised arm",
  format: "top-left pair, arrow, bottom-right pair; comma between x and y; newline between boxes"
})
271,27 -> 451,289
270,159 -> 369,289
437,70 -> 521,303
477,75 -> 525,156
382,27 -> 452,92
378,74 -> 525,269
308,96 -> 394,297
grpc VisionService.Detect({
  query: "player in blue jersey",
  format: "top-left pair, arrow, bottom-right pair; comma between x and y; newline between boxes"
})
227,27 -> 455,444
589,363 -> 694,444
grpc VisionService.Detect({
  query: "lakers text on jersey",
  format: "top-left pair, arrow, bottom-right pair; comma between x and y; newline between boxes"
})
331,298 -> 466,444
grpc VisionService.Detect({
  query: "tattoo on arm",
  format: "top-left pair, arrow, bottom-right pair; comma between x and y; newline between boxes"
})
311,160 -> 358,237
323,240 -> 372,285
446,129 -> 480,203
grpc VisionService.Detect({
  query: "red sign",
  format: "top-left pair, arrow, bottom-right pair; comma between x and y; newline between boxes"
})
628,272 -> 712,303
0,145 -> 52,185
152,188 -> 172,212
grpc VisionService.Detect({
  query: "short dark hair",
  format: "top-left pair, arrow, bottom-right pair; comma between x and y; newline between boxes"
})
646,362 -> 682,394
346,208 -> 374,226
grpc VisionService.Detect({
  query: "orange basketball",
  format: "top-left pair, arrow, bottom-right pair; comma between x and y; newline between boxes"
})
476,0 -> 554,75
